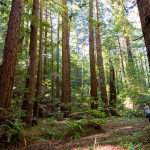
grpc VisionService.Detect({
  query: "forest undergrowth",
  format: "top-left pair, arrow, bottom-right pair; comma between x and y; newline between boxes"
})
1,116 -> 150,150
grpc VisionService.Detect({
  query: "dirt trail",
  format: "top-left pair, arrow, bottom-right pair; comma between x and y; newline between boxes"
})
26,118 -> 147,150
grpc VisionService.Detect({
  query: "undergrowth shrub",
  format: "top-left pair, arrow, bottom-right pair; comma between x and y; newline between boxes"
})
124,109 -> 142,118
0,104 -> 25,144
61,119 -> 85,140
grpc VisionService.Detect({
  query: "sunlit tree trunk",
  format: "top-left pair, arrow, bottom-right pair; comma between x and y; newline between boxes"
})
0,0 -> 23,111
89,0 -> 98,109
22,0 -> 39,126
95,0 -> 108,107
34,0 -> 43,118
137,0 -> 150,69
62,0 -> 71,117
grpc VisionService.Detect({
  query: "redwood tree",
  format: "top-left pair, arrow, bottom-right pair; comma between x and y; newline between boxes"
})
89,0 -> 98,109
137,0 -> 150,69
34,0 -> 43,117
22,0 -> 39,126
61,0 -> 71,116
0,0 -> 23,110
95,0 -> 108,107
109,59 -> 117,115
56,13 -> 60,98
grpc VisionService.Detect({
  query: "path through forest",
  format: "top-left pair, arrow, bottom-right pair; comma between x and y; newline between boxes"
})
24,117 -> 147,150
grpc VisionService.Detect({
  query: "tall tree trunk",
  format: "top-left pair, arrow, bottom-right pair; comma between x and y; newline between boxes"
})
137,0 -> 150,69
62,0 -> 71,117
44,4 -> 48,80
89,0 -> 98,109
22,0 -> 39,126
0,0 -> 23,111
109,59 -> 117,115
56,13 -> 60,98
50,8 -> 54,111
34,0 -> 43,118
125,35 -> 133,63
95,0 -> 108,107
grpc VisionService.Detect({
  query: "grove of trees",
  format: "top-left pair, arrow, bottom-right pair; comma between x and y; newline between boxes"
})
0,0 -> 150,147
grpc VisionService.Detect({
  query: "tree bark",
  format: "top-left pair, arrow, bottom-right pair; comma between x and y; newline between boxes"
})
34,0 -> 43,118
109,59 -> 117,115
62,0 -> 71,117
95,0 -> 108,107
44,4 -> 48,80
0,0 -> 23,110
89,0 -> 98,109
137,0 -> 150,69
56,13 -> 60,98
50,8 -> 54,111
22,0 -> 39,126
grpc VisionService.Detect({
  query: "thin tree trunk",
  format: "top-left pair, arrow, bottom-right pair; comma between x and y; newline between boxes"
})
56,13 -> 60,98
22,0 -> 39,126
118,37 -> 125,76
89,0 -> 98,109
34,0 -> 43,118
109,59 -> 117,115
44,4 -> 48,80
125,35 -> 133,63
50,8 -> 54,111
0,0 -> 23,110
81,45 -> 85,95
95,0 -> 108,107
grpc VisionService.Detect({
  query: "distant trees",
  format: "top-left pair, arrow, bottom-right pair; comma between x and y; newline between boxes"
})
0,0 -> 23,110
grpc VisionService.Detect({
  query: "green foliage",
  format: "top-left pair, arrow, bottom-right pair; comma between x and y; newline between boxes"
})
87,109 -> 106,118
61,119 -> 85,140
0,118 -> 25,143
124,109 -> 142,118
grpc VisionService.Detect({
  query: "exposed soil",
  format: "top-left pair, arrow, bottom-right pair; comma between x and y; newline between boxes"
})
1,117 -> 148,150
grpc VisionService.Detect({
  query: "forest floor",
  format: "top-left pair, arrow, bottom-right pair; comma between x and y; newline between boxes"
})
1,117 -> 150,150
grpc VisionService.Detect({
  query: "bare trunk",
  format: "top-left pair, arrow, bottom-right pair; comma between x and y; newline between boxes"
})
34,0 -> 43,118
22,0 -> 39,126
56,13 -> 60,98
109,59 -> 117,115
0,0 -> 23,110
44,4 -> 48,80
89,0 -> 98,109
62,0 -> 71,117
137,0 -> 150,69
95,0 -> 108,107
50,9 -> 54,111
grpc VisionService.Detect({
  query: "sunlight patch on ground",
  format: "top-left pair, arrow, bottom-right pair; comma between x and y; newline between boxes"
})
72,145 -> 126,150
